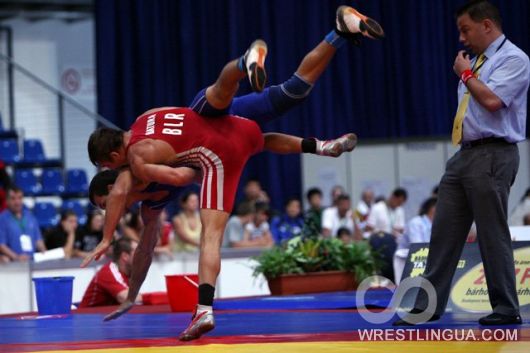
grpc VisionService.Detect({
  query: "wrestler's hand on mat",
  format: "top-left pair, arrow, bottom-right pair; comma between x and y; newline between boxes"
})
104,300 -> 134,322
80,239 -> 111,268
453,50 -> 471,76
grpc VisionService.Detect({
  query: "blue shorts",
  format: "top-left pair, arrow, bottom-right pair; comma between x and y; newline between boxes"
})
189,75 -> 312,126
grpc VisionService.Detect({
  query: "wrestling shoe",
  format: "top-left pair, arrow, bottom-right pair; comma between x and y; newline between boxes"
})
244,39 -> 268,92
336,5 -> 385,40
317,133 -> 357,157
178,307 -> 215,341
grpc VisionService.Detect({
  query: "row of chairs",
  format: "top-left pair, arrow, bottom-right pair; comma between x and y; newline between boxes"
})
15,168 -> 88,197
0,138 -> 62,167
33,200 -> 88,229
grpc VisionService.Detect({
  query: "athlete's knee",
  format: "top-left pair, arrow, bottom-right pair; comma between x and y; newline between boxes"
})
189,87 -> 231,117
269,74 -> 314,115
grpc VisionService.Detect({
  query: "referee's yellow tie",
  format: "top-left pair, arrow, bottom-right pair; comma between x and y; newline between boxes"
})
451,54 -> 487,145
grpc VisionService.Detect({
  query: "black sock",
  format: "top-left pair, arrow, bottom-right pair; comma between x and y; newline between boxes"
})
301,138 -> 317,153
198,284 -> 215,306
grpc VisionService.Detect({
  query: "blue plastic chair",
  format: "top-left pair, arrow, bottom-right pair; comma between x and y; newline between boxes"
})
20,139 -> 62,167
64,169 -> 88,196
41,169 -> 65,195
33,202 -> 59,229
14,169 -> 41,195
62,200 -> 87,225
22,139 -> 46,163
0,139 -> 21,164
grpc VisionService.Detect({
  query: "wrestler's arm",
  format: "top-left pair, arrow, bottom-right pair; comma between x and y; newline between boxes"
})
104,203 -> 161,321
81,169 -> 134,267
128,142 -> 198,185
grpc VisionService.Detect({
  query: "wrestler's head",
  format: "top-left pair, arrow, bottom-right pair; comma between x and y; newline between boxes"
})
89,169 -> 119,209
88,128 -> 127,169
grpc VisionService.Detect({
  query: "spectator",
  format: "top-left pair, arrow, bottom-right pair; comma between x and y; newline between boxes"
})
0,185 -> 46,261
223,202 -> 254,247
330,185 -> 346,207
233,202 -> 274,248
366,188 -> 408,237
239,178 -> 270,208
356,188 -> 374,218
303,187 -> 323,236
44,210 -> 78,259
508,188 -> 530,226
355,188 -> 375,238
394,197 -> 437,284
172,190 -> 201,251
271,197 -> 304,244
322,194 -> 354,237
74,210 -> 104,258
337,227 -> 353,244
79,238 -> 141,307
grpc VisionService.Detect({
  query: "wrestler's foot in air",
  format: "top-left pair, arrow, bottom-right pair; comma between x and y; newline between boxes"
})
178,306 -> 216,341
103,300 -> 134,321
336,5 -> 385,42
243,39 -> 268,92
317,133 -> 358,157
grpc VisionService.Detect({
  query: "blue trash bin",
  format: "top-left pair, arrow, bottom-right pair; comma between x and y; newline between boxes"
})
32,276 -> 74,315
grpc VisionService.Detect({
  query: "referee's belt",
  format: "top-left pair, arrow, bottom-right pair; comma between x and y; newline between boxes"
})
461,137 -> 513,149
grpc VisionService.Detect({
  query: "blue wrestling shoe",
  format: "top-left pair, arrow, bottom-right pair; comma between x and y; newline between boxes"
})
336,6 -> 385,42
178,306 -> 216,341
244,39 -> 268,92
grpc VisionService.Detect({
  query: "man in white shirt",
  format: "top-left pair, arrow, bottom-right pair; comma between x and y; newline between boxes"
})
322,194 -> 354,237
366,188 -> 408,236
355,188 -> 375,239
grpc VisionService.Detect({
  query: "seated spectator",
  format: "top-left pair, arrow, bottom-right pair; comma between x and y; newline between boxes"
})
509,188 -> 530,226
356,188 -> 374,218
44,210 -> 78,259
238,178 -> 270,209
224,202 -> 254,248
271,198 -> 304,245
74,210 -> 104,258
394,197 -> 437,284
79,238 -> 141,307
0,185 -> 46,261
366,188 -> 407,237
355,188 -> 375,239
322,194 -> 354,237
172,190 -> 201,251
330,185 -> 346,207
337,227 -> 353,244
303,187 -> 323,236
232,202 -> 273,248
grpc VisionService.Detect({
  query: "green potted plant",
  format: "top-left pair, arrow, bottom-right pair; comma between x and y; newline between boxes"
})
252,236 -> 380,295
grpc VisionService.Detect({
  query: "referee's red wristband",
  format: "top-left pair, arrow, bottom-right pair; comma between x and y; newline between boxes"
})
460,69 -> 475,84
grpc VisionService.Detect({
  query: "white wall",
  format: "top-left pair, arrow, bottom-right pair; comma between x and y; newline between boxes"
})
1,18 -> 97,175
303,139 -> 530,223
